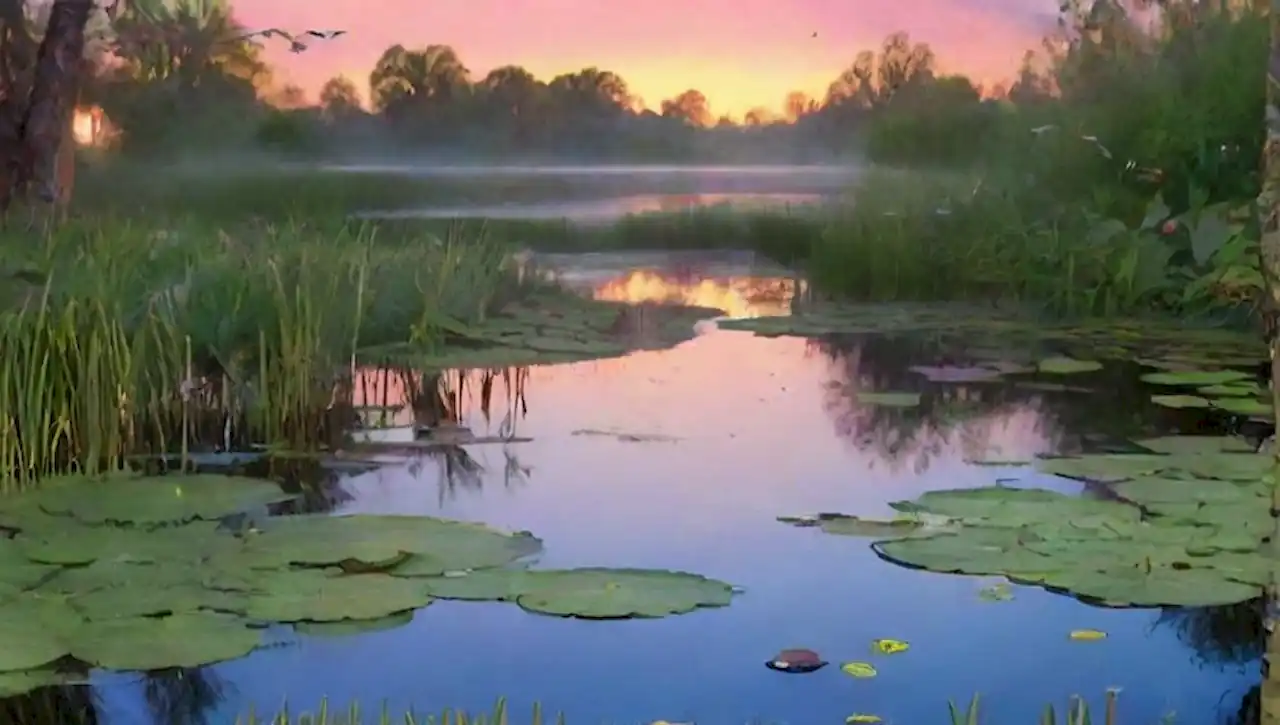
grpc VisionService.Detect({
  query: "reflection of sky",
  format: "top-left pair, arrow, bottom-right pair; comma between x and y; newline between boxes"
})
86,324 -> 1257,725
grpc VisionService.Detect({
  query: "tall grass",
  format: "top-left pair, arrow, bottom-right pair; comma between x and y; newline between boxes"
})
0,216 -> 534,489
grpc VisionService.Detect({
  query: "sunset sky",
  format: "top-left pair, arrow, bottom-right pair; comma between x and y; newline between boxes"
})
232,0 -> 1059,118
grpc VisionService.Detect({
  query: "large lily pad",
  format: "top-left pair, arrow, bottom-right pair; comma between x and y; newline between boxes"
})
1140,369 -> 1251,386
219,514 -> 542,572
72,612 -> 261,670
34,473 -> 295,525
0,598 -> 79,671
513,568 -> 736,619
244,569 -> 434,623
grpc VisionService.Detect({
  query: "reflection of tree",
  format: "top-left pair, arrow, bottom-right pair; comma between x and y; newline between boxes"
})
815,336 -> 1059,474
1157,600 -> 1263,724
0,684 -> 98,725
1159,600 -> 1263,668
142,667 -> 229,725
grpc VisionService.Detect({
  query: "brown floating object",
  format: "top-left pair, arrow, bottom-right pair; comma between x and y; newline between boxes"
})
765,648 -> 828,673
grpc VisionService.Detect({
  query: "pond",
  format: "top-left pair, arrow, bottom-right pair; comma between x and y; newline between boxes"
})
11,253 -> 1267,724
323,163 -> 853,222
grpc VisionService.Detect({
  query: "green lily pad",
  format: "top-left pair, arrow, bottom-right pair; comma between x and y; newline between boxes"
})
1150,394 -> 1210,409
1037,357 -> 1102,374
1133,436 -> 1254,455
1198,383 -> 1261,397
1211,397 -> 1273,417
855,392 -> 921,408
513,568 -> 736,619
1140,370 -> 1251,386
244,569 -> 434,623
35,474 -> 295,526
218,514 -> 542,572
0,598 -> 79,671
72,612 -> 261,670
405,568 -> 532,601
776,514 -> 940,538
294,611 -> 415,638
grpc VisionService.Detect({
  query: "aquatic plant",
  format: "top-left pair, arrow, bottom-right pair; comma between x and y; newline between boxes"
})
780,433 -> 1279,607
0,470 -> 737,694
235,697 -> 564,725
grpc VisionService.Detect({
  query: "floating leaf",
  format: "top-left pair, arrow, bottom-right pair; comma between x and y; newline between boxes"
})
1140,370 -> 1250,386
871,638 -> 909,654
72,612 -> 261,670
978,583 -> 1014,602
846,715 -> 883,723
244,569 -> 434,623
34,473 -> 295,526
294,612 -> 415,638
1150,394 -> 1210,409
1212,397 -> 1273,417
841,661 -> 878,678
908,366 -> 1003,383
513,568 -> 735,619
1037,357 -> 1102,374
1069,629 -> 1107,641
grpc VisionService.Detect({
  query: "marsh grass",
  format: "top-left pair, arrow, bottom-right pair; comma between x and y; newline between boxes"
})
238,690 -> 1146,725
0,216 -> 536,488
236,697 -> 564,725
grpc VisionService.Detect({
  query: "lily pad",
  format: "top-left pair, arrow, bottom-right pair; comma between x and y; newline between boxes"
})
221,514 -> 542,573
855,391 -> 921,408
72,612 -> 261,670
294,611 -> 415,638
1140,370 -> 1251,386
1211,397 -> 1273,417
766,648 -> 827,673
0,598 -> 79,671
244,569 -> 434,623
1150,394 -> 1210,409
35,474 -> 295,526
1037,357 -> 1102,374
513,568 -> 735,619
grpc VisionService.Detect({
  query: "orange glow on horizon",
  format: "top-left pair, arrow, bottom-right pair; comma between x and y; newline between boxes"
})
231,0 -> 1051,118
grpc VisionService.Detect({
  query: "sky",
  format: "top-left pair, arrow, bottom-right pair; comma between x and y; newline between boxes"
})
231,0 -> 1060,118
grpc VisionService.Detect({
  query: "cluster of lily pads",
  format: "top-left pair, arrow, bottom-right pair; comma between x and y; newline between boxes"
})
0,471 -> 736,695
780,434 -> 1276,608
718,303 -> 1271,415
359,292 -> 721,370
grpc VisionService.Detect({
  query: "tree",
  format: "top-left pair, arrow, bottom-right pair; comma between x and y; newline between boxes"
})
875,32 -> 936,104
743,107 -> 775,126
546,67 -> 632,117
0,0 -> 96,210
318,75 -> 361,118
660,88 -> 711,127
783,91 -> 815,122
368,44 -> 470,119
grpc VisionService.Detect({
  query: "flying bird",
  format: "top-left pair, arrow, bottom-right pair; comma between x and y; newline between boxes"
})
811,32 -> 818,38
233,28 -> 347,54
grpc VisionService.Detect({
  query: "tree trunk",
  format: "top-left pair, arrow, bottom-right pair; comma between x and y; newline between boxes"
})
1263,0 -> 1280,722
0,0 -> 92,212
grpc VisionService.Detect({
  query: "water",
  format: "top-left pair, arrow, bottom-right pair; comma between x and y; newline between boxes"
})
323,163 -> 856,222
83,255 -> 1259,724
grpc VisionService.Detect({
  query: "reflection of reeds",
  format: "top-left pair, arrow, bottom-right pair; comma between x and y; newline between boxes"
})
143,667 -> 229,725
0,685 -> 98,725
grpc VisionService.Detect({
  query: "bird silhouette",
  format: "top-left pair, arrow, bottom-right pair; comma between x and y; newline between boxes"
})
811,31 -> 818,38
233,28 -> 346,53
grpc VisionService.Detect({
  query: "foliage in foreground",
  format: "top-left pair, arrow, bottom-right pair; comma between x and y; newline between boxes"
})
232,691 -> 1133,725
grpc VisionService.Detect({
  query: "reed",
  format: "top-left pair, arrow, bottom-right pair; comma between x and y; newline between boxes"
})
0,215 -> 534,488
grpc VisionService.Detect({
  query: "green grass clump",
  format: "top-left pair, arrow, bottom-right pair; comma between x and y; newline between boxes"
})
0,215 -> 536,487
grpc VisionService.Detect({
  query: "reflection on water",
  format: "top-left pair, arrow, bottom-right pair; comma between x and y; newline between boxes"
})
591,269 -> 801,318
71,267 -> 1262,725
317,163 -> 859,179
353,192 -> 822,222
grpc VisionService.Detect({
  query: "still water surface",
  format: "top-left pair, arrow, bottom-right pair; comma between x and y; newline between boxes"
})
91,255 -> 1258,724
